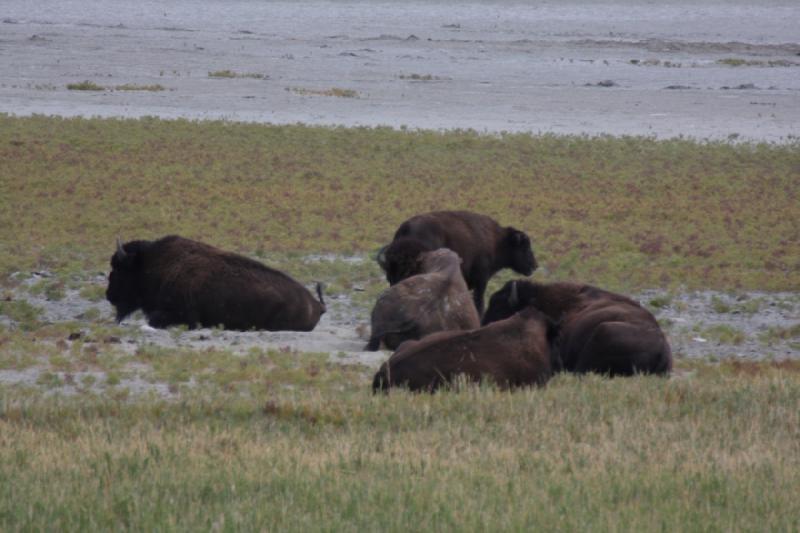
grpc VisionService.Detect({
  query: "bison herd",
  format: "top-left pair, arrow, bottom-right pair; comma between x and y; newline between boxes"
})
107,210 -> 672,393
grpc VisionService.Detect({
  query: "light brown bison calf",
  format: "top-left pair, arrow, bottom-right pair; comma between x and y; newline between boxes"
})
372,306 -> 557,392
366,248 -> 480,351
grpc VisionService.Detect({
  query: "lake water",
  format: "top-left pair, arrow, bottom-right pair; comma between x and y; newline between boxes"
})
2,0 -> 799,140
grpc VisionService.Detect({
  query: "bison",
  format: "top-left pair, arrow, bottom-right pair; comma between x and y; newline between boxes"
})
106,235 -> 325,331
377,210 -> 537,315
483,280 -> 672,376
366,248 -> 480,351
372,306 -> 558,392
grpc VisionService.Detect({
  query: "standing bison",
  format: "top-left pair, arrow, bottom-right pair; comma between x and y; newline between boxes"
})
377,210 -> 537,315
483,280 -> 672,376
366,248 -> 480,351
372,306 -> 558,392
106,235 -> 326,331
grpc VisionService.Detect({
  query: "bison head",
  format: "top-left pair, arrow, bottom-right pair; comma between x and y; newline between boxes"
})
380,237 -> 434,285
106,238 -> 148,322
482,280 -> 535,325
506,227 -> 537,276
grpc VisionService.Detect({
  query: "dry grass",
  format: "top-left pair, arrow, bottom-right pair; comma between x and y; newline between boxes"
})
0,366 -> 799,530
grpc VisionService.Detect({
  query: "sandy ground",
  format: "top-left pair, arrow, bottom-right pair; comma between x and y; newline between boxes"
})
1,266 -> 798,395
2,0 -> 799,141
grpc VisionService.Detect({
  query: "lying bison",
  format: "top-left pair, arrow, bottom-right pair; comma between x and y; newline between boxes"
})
372,306 -> 558,392
377,210 -> 537,315
106,235 -> 325,331
366,248 -> 480,351
483,281 -> 672,376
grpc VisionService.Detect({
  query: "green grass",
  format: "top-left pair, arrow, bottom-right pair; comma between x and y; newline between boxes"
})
113,84 -> 166,92
0,362 -> 799,531
66,80 -> 105,91
208,70 -> 266,79
1,114 -> 798,291
287,87 -> 359,98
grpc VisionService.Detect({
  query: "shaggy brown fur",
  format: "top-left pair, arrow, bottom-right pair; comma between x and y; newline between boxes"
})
378,210 -> 537,315
366,248 -> 480,351
106,235 -> 325,331
483,281 -> 672,376
372,306 -> 557,392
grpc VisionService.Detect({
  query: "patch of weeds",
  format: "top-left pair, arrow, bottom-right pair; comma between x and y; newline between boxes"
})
36,371 -> 63,388
105,372 -> 121,386
710,295 -> 731,313
286,87 -> 358,98
630,59 -> 682,67
208,70 -> 266,79
66,80 -> 105,91
79,308 -> 102,321
648,295 -> 672,309
701,324 -> 747,345
113,84 -> 166,91
0,300 -> 42,331
717,58 -> 799,67
398,74 -> 442,81
758,323 -> 800,345
78,284 -> 106,302
81,374 -> 97,388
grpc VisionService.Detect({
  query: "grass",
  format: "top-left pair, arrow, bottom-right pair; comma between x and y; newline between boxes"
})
287,87 -> 359,98
113,84 -> 166,92
717,58 -> 799,67
66,80 -> 105,91
0,114 -> 798,292
0,362 -> 799,530
0,114 -> 797,529
398,73 -> 443,81
208,70 -> 267,79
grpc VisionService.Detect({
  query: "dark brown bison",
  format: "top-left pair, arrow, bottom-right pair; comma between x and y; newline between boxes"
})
377,210 -> 537,315
366,248 -> 480,351
106,235 -> 325,331
372,306 -> 558,392
483,280 -> 672,376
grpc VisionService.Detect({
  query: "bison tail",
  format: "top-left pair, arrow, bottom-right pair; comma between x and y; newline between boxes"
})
315,282 -> 326,314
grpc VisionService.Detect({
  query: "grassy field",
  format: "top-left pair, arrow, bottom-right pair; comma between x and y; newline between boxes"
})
1,114 -> 799,530
1,361 -> 799,531
1,114 -> 798,291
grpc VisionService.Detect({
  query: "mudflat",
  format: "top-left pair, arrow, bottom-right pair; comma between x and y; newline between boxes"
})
2,0 -> 799,141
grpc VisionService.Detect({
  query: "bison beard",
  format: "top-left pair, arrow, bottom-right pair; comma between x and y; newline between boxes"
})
483,280 -> 672,376
106,235 -> 326,331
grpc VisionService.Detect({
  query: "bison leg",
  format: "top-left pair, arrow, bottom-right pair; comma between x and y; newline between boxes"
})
571,322 -> 670,376
365,336 -> 382,351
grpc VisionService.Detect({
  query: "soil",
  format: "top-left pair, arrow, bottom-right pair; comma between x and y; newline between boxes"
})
1,268 -> 797,395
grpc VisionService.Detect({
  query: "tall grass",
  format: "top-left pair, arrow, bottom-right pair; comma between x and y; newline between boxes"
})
1,364 -> 799,531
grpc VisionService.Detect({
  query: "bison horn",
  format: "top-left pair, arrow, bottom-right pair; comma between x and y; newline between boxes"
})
509,281 -> 518,307
116,236 -> 127,259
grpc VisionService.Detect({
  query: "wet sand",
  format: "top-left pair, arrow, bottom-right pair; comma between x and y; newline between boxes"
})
2,0 -> 799,141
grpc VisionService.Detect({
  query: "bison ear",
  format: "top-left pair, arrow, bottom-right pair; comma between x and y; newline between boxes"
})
112,238 -> 138,269
509,228 -> 529,246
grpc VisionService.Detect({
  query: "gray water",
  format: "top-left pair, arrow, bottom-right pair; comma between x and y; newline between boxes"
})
2,0 -> 799,139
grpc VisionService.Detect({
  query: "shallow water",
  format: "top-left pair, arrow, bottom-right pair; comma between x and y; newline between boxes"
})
2,0 -> 799,139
